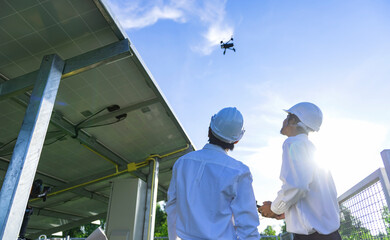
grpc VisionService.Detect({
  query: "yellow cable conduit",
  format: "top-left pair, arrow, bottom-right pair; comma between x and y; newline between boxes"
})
29,144 -> 190,202
82,144 -> 119,173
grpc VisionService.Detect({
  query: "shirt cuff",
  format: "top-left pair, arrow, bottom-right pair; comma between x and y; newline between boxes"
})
271,201 -> 286,215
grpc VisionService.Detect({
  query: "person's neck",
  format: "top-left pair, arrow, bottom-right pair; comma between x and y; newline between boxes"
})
288,129 -> 308,137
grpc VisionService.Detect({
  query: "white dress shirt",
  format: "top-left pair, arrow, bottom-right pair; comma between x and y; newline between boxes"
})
166,143 -> 260,240
271,134 -> 340,235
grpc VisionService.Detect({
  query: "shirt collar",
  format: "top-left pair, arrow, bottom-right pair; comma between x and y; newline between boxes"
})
289,133 -> 308,140
203,143 -> 228,155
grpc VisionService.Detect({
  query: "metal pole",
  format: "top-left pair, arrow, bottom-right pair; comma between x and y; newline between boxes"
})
0,54 -> 64,239
143,158 -> 159,240
381,150 -> 390,207
381,150 -> 390,182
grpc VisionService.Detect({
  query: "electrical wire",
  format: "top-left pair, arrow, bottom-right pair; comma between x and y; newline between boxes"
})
75,107 -> 107,128
0,130 -> 67,150
0,152 -> 12,157
80,115 -> 127,129
44,134 -> 67,146
81,120 -> 121,129
1,105 -> 123,148
73,105 -> 120,138
0,138 -> 17,151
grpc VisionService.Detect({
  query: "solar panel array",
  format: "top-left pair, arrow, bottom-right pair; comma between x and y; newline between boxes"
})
0,0 -> 193,237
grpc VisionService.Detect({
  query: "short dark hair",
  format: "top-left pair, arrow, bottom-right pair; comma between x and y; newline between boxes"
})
208,128 -> 235,151
287,114 -> 300,125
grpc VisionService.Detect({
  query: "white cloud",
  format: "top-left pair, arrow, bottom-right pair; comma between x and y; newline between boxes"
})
106,0 -> 186,29
124,6 -> 184,29
195,23 -> 233,55
190,0 -> 233,55
106,0 -> 233,55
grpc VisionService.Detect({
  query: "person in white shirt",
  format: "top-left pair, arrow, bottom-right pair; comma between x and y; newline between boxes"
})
166,107 -> 260,240
258,102 -> 341,240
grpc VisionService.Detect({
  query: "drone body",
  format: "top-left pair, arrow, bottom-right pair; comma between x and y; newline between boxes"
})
220,37 -> 235,55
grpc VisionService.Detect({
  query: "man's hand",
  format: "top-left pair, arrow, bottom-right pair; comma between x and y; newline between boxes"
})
257,201 -> 285,219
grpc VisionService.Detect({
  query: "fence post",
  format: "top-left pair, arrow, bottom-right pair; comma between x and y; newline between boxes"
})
381,150 -> 390,182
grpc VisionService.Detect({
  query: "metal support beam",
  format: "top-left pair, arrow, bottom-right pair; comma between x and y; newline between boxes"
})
37,187 -> 109,205
51,111 -> 130,166
33,208 -> 84,221
0,131 -> 68,156
143,158 -> 159,240
78,97 -> 160,128
0,158 -> 66,187
381,150 -> 390,184
26,226 -> 46,231
0,158 -> 109,204
0,39 -> 136,168
94,0 -> 126,40
8,92 -> 130,167
379,168 -> 390,209
0,54 -> 64,240
0,39 -> 132,100
28,212 -> 107,239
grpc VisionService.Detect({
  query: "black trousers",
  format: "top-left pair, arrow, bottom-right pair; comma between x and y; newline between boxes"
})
293,230 -> 341,240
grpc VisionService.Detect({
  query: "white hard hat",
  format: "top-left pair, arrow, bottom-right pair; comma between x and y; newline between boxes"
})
284,102 -> 323,132
210,107 -> 245,143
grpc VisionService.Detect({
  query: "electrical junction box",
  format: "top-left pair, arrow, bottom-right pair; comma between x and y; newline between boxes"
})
105,178 -> 147,240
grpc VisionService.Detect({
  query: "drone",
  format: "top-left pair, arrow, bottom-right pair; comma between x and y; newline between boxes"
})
220,37 -> 235,55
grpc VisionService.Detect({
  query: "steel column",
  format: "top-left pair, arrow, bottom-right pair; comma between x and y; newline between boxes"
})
381,150 -> 390,183
0,54 -> 64,240
143,158 -> 159,240
379,168 -> 390,208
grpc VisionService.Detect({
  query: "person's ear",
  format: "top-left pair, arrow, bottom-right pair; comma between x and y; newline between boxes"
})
288,117 -> 298,126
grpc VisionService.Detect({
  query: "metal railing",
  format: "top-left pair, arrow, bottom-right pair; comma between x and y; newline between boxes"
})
36,233 -> 295,240
278,232 -> 294,240
338,150 -> 390,240
260,235 -> 279,239
260,233 -> 294,239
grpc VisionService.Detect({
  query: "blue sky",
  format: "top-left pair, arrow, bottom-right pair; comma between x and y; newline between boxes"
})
105,0 -> 390,232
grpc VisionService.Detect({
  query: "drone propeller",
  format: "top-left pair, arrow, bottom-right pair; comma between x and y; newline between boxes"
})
220,36 -> 236,54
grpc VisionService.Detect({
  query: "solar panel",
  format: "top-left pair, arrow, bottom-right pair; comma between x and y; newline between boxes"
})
0,0 -> 194,237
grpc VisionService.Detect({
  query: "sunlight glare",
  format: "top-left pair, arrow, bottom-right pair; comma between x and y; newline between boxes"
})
310,117 -> 388,193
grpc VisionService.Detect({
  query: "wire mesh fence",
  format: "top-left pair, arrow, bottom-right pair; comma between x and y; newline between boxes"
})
260,236 -> 279,239
338,169 -> 390,240
279,232 -> 294,240
260,233 -> 294,239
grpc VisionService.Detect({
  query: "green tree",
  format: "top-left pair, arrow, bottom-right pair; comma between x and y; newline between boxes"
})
260,225 -> 276,240
280,220 -> 287,233
261,225 -> 276,236
378,206 -> 390,239
339,205 -> 374,240
154,202 -> 168,237
383,206 -> 390,234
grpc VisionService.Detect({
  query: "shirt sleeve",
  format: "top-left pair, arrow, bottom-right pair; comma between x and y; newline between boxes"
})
166,166 -> 178,240
271,140 -> 315,215
230,170 -> 260,240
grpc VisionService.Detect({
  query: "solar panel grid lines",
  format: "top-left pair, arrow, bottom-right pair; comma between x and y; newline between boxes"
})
0,0 -> 195,237
0,0 -> 115,76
